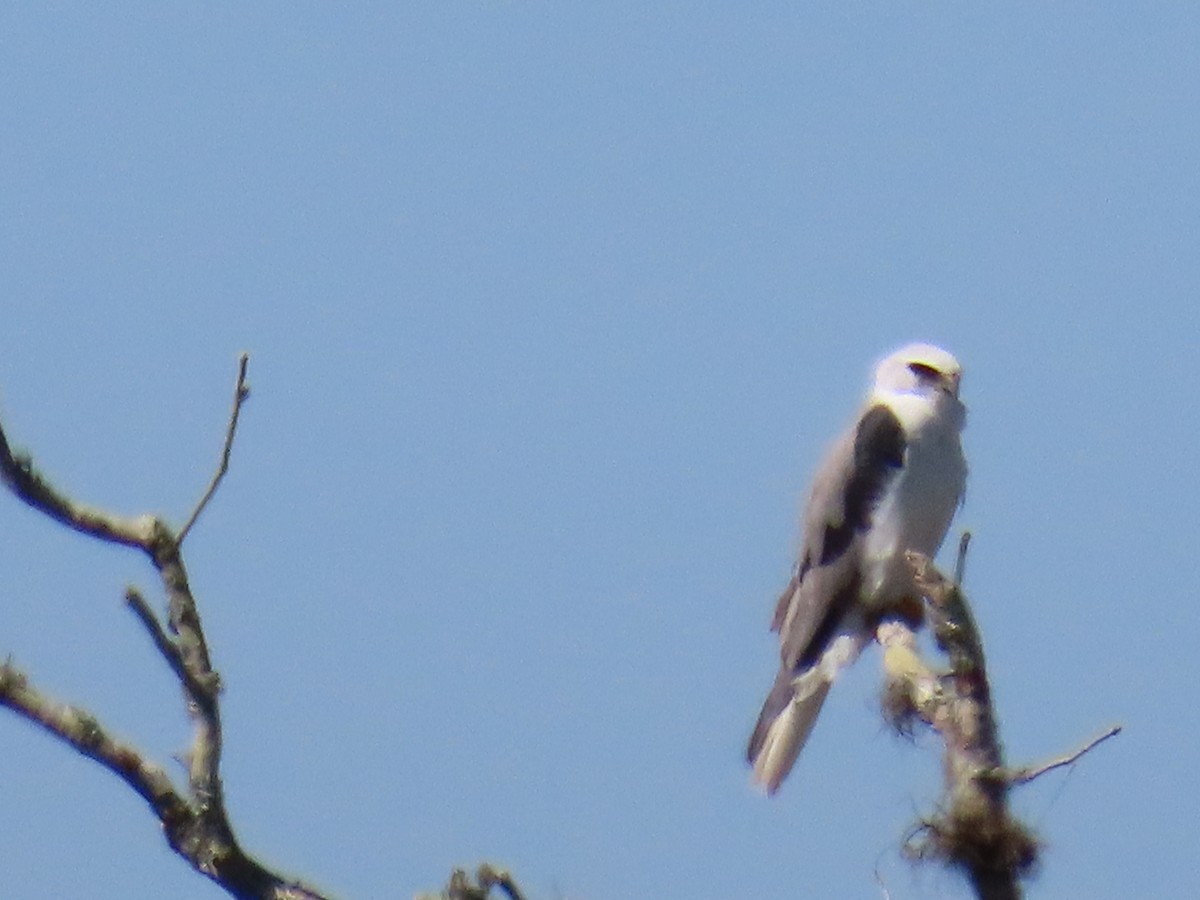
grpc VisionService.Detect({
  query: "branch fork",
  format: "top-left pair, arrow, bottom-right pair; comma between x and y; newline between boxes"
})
0,354 -> 327,900
876,538 -> 1120,900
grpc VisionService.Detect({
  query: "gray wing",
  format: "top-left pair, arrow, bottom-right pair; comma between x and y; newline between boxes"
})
747,404 -> 905,772
772,404 -> 906,669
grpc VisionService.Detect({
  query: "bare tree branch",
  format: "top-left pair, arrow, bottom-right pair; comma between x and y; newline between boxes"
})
0,355 -> 331,900
0,417 -> 157,549
0,659 -> 189,819
880,554 -> 1028,900
124,585 -> 185,676
954,530 -> 971,585
878,550 -> 1121,900
1005,725 -> 1122,787
418,865 -> 528,900
474,865 -> 526,900
124,585 -> 214,720
178,351 -> 251,545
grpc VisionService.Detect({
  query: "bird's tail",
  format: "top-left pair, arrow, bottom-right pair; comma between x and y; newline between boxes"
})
746,667 -> 832,794
747,632 -> 867,793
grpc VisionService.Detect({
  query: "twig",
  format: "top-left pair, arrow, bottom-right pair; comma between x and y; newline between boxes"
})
178,352 -> 251,545
954,530 -> 972,585
1006,725 -> 1122,786
873,864 -> 893,900
124,585 -> 214,701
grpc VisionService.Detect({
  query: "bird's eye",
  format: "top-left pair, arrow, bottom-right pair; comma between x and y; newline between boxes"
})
907,362 -> 941,380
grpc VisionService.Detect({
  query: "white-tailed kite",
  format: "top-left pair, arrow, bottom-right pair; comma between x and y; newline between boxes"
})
748,343 -> 967,794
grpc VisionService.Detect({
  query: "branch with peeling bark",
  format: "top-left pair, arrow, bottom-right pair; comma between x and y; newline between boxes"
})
876,537 -> 1120,900
0,355 -> 327,900
1,356 -> 526,900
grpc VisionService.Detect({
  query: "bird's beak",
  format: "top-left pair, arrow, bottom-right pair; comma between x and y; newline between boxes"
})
941,372 -> 961,398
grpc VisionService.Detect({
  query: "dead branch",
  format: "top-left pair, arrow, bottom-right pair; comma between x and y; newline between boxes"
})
0,659 -> 188,819
877,549 -> 1118,900
1004,725 -> 1122,787
416,864 -> 527,900
0,355 -> 330,900
178,352 -> 251,545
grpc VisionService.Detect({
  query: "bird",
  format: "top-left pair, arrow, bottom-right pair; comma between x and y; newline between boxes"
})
747,342 -> 968,794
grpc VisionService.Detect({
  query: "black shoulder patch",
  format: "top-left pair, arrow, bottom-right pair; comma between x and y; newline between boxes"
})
818,405 -> 905,565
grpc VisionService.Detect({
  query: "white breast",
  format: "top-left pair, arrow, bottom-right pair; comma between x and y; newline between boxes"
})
861,392 -> 967,604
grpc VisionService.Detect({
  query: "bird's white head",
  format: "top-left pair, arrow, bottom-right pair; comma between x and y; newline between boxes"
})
873,342 -> 963,400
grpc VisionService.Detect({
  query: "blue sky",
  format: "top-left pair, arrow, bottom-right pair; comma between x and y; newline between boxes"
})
1,5 -> 1196,898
